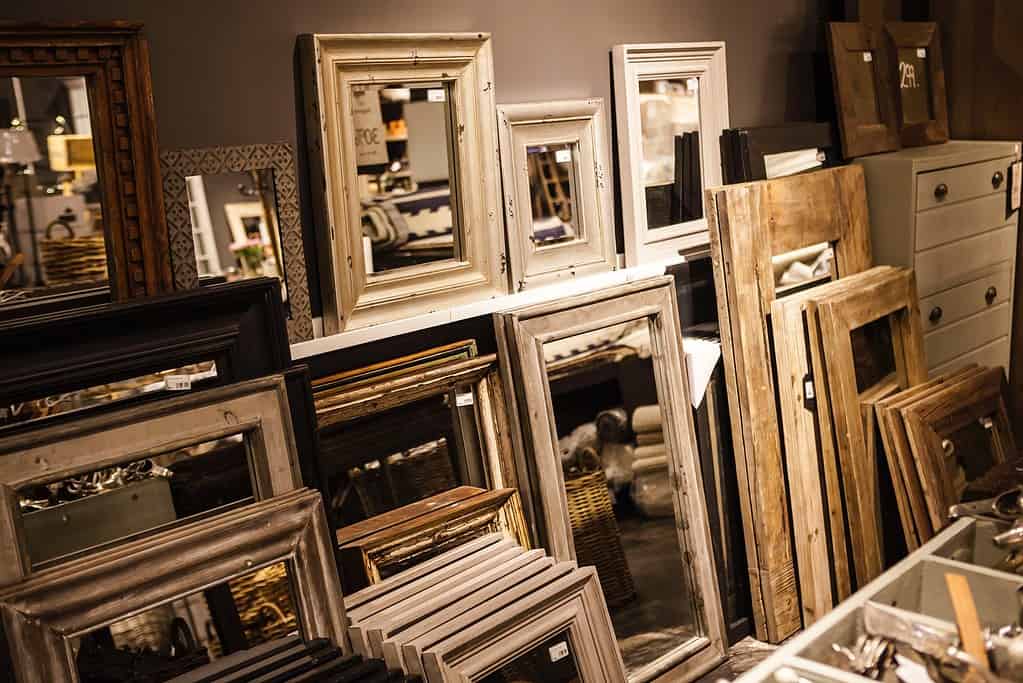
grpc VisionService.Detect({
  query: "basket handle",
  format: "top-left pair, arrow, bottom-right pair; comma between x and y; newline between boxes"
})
45,219 -> 75,240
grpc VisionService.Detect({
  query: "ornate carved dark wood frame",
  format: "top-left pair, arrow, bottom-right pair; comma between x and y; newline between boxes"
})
159,142 -> 313,342
0,22 -> 172,299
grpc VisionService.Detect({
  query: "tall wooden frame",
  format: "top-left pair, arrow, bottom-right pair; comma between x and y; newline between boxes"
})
814,267 -> 928,585
497,99 -> 617,290
0,376 -> 301,587
0,489 -> 345,683
495,277 -> 726,681
883,22 -> 949,148
707,165 -> 872,642
612,43 -> 729,264
300,33 -> 506,333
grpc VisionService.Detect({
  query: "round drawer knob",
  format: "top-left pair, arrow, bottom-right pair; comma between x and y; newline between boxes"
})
986,286 -> 998,304
934,183 -> 949,200
993,171 -> 1005,189
929,306 -> 943,323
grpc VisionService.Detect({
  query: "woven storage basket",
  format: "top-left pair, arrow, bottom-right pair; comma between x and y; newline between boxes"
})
564,467 -> 637,607
228,562 -> 297,647
38,220 -> 107,286
390,439 -> 458,507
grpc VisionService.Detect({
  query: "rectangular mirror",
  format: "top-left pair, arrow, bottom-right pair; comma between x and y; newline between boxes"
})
477,629 -> 581,683
527,142 -> 580,245
639,77 -> 702,229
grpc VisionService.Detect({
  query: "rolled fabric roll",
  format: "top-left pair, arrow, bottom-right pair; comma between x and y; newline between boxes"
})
595,407 -> 629,443
631,404 -> 663,434
636,430 -> 664,447
632,454 -> 669,472
634,443 -> 667,462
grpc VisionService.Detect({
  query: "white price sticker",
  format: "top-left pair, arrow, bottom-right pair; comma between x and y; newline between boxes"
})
686,77 -> 699,91
455,392 -> 474,407
165,375 -> 192,391
555,149 -> 572,164
548,641 -> 569,663
427,88 -> 446,103
863,51 -> 873,62
916,48 -> 926,59
1011,161 -> 1021,212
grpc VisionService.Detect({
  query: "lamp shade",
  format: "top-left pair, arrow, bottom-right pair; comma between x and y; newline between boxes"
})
0,128 -> 42,165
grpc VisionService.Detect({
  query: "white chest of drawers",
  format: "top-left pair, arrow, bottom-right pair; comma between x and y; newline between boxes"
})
855,140 -> 1021,375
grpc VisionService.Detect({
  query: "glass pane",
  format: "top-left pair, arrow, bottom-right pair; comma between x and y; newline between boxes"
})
527,142 -> 581,246
0,75 -> 108,304
477,629 -> 580,683
72,561 -> 299,681
850,318 -> 896,393
353,82 -> 460,273
543,320 -> 700,675
17,430 -> 254,568
897,47 -> 933,124
851,50 -> 883,125
639,77 -> 702,229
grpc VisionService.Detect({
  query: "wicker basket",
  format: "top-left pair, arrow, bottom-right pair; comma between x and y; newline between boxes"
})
228,562 -> 297,647
564,467 -> 637,607
390,439 -> 458,506
38,220 -> 108,286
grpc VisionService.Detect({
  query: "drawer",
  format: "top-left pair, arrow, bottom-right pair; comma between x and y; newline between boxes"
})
919,265 -> 1012,332
914,223 -> 1017,297
916,155 -> 1015,211
930,336 -> 1010,376
916,192 -> 1016,251
925,302 -> 1010,367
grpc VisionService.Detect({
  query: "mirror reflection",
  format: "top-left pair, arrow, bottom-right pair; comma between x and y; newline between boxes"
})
477,629 -> 580,683
353,82 -> 461,273
18,428 -> 253,568
72,560 -> 296,682
543,320 -> 699,675
639,78 -> 703,229
185,169 -> 286,296
527,142 -> 581,247
0,75 -> 107,303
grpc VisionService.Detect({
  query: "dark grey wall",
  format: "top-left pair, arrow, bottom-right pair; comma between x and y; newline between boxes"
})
3,0 -> 823,149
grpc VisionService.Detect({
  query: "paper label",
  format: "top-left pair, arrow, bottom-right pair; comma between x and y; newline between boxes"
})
686,77 -> 699,91
916,47 -> 926,58
863,51 -> 873,62
351,86 -> 388,167
165,375 -> 192,391
1011,161 -> 1021,212
548,641 -> 569,662
427,88 -> 446,103
455,392 -> 474,407
555,149 -> 572,164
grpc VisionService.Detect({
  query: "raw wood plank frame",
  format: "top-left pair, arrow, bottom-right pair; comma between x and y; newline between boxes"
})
815,268 -> 928,585
495,277 -> 726,681
827,23 -> 901,158
299,33 -> 506,333
497,99 -> 617,291
883,22 -> 949,148
0,489 -> 345,683
418,566 -> 625,683
611,43 -> 729,265
903,366 -> 1017,529
706,165 -> 872,642
159,142 -> 313,342
0,22 -> 171,301
0,375 -> 302,587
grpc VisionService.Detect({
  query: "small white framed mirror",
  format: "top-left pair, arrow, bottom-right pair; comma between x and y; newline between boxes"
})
497,99 -> 617,291
612,43 -> 729,265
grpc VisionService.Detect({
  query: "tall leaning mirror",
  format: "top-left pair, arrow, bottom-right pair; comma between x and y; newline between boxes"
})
300,33 -> 507,333
0,23 -> 171,309
612,43 -> 728,266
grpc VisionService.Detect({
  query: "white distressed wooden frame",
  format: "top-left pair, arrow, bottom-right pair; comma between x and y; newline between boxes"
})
494,277 -> 726,682
612,43 -> 729,265
301,33 -> 507,333
497,99 -> 617,291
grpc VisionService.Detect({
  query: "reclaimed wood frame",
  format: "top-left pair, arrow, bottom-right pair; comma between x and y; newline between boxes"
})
0,375 -> 302,587
612,43 -> 729,264
814,267 -> 928,585
827,23 -> 901,158
0,489 -> 345,683
159,142 -> 313,342
883,22 -> 949,147
0,22 -> 172,302
495,276 -> 726,681
416,566 -> 625,683
497,99 -> 616,290
706,165 -> 872,642
903,366 -> 1016,529
299,33 -> 506,333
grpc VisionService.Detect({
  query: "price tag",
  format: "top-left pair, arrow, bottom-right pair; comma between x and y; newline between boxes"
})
165,375 -> 192,391
686,77 -> 699,91
862,51 -> 873,62
548,641 -> 569,663
555,148 -> 572,164
455,392 -> 474,407
351,86 -> 388,167
427,88 -> 446,103
1010,160 -> 1022,213
916,48 -> 927,59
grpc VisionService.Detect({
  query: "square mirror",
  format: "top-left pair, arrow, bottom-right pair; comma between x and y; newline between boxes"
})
613,43 -> 728,265
301,33 -> 506,333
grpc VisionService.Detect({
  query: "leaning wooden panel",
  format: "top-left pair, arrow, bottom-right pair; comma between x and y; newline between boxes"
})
706,165 -> 872,642
883,22 -> 949,148
0,489 -> 345,683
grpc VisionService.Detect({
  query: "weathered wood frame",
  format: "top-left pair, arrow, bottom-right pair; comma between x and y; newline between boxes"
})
159,143 -> 313,342
299,33 -> 506,333
0,375 -> 302,587
497,99 -> 616,290
814,267 -> 928,585
883,22 -> 949,148
0,488 -> 344,683
706,165 -> 872,642
495,276 -> 726,681
612,43 -> 729,264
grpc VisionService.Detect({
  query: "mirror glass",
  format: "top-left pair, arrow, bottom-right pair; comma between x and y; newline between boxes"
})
639,77 -> 703,229
185,169 -> 286,297
72,560 -> 298,681
18,429 -> 253,568
896,47 -> 933,124
353,82 -> 461,274
477,629 -> 580,683
542,320 -> 699,675
527,142 -> 582,247
0,76 -> 108,304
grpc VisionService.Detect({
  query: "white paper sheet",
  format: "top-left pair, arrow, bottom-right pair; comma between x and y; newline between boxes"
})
683,336 -> 721,408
